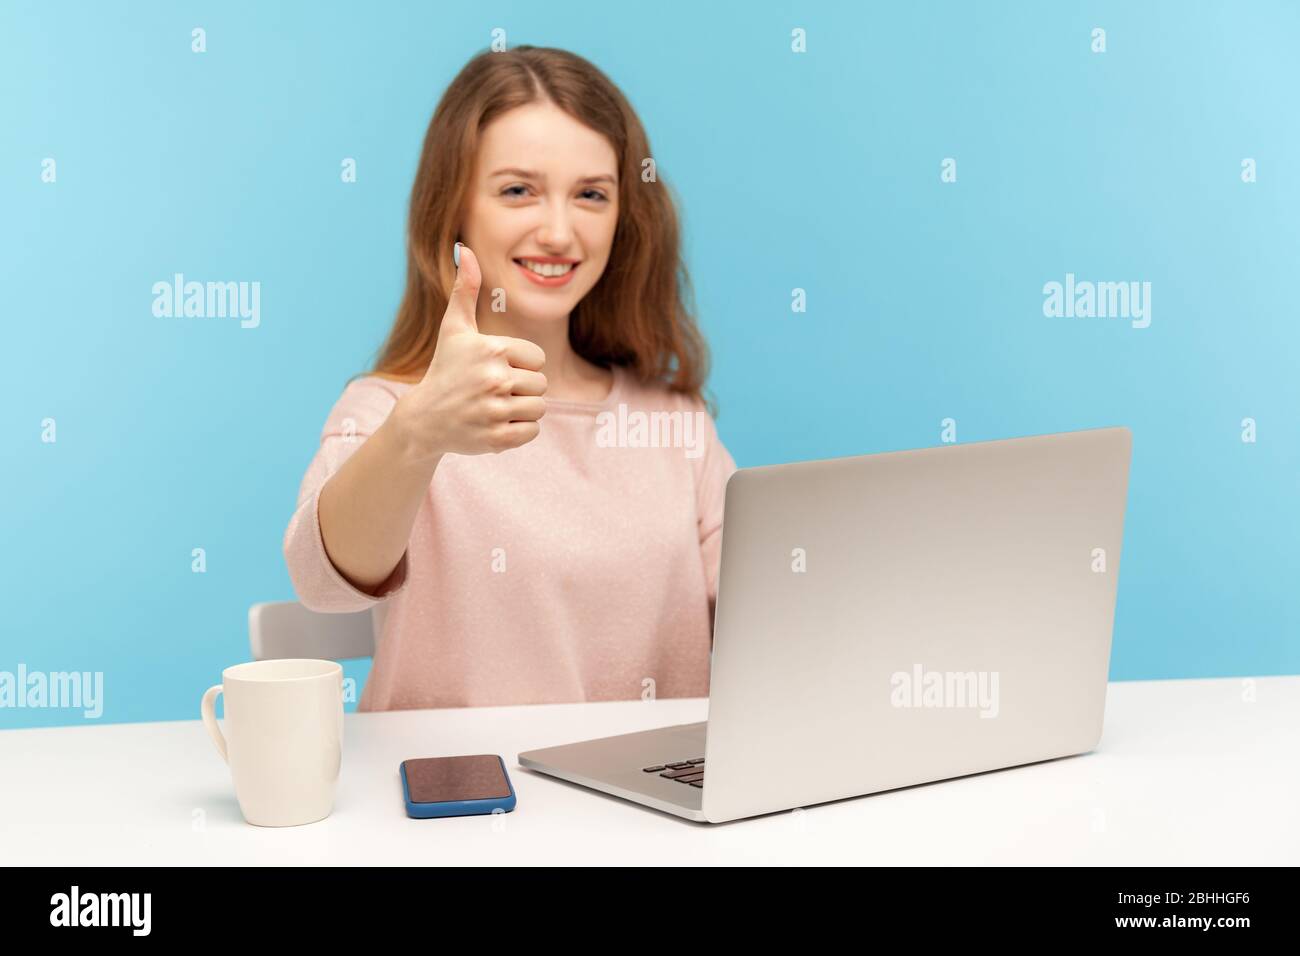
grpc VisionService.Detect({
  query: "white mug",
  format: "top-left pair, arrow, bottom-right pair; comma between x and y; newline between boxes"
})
200,659 -> 343,827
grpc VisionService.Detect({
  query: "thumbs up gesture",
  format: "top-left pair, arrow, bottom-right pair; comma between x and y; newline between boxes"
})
392,243 -> 548,463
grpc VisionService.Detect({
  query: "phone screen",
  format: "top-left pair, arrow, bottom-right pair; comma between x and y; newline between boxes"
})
402,755 -> 511,804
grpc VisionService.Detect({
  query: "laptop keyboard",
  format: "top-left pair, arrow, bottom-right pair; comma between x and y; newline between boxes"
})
642,757 -> 705,787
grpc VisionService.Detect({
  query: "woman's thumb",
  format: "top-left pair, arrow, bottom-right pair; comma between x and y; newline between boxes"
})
440,242 -> 481,335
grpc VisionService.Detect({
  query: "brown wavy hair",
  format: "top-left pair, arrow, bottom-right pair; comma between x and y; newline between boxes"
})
357,45 -> 715,414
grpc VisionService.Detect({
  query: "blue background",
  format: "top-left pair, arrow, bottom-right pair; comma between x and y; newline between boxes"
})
3,0 -> 1296,728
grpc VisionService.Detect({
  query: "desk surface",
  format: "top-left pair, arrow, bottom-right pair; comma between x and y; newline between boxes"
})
1,676 -> 1297,865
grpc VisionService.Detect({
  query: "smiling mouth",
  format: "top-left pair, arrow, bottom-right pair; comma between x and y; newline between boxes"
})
513,258 -> 579,278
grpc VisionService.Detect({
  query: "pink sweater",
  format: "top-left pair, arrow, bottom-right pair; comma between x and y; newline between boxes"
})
282,364 -> 737,711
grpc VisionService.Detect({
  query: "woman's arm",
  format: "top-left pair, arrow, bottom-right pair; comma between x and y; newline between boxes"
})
316,410 -> 441,593
692,400 -> 739,638
311,243 -> 547,595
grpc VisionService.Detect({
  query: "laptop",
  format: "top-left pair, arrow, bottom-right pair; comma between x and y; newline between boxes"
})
517,426 -> 1133,823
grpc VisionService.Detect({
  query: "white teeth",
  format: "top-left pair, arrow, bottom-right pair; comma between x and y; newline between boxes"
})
518,259 -> 574,277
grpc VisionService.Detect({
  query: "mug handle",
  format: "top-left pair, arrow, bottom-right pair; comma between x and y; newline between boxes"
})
201,684 -> 228,763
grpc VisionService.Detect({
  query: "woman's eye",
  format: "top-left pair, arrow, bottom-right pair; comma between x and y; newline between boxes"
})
501,185 -> 608,202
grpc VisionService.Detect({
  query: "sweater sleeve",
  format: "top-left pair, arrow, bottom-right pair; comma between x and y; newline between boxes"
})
689,397 -> 739,632
282,377 -> 412,613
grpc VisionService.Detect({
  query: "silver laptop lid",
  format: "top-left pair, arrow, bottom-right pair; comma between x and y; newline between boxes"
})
702,426 -> 1132,823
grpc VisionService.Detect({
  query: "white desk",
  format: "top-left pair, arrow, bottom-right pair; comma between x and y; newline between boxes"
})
1,676 -> 1297,865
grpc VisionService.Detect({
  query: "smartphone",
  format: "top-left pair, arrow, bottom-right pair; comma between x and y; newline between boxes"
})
400,754 -> 517,818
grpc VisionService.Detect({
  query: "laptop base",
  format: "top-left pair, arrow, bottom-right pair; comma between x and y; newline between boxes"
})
517,721 -> 709,822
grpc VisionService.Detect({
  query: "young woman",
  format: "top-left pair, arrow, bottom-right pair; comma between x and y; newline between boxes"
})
282,46 -> 736,711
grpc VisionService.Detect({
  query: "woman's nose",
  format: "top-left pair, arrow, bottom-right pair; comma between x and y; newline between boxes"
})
535,201 -> 573,247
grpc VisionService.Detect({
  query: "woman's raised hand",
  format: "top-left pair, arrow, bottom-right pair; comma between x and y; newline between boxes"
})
393,243 -> 548,463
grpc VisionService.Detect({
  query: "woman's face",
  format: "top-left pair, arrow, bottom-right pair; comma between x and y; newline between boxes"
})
462,101 -> 620,324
